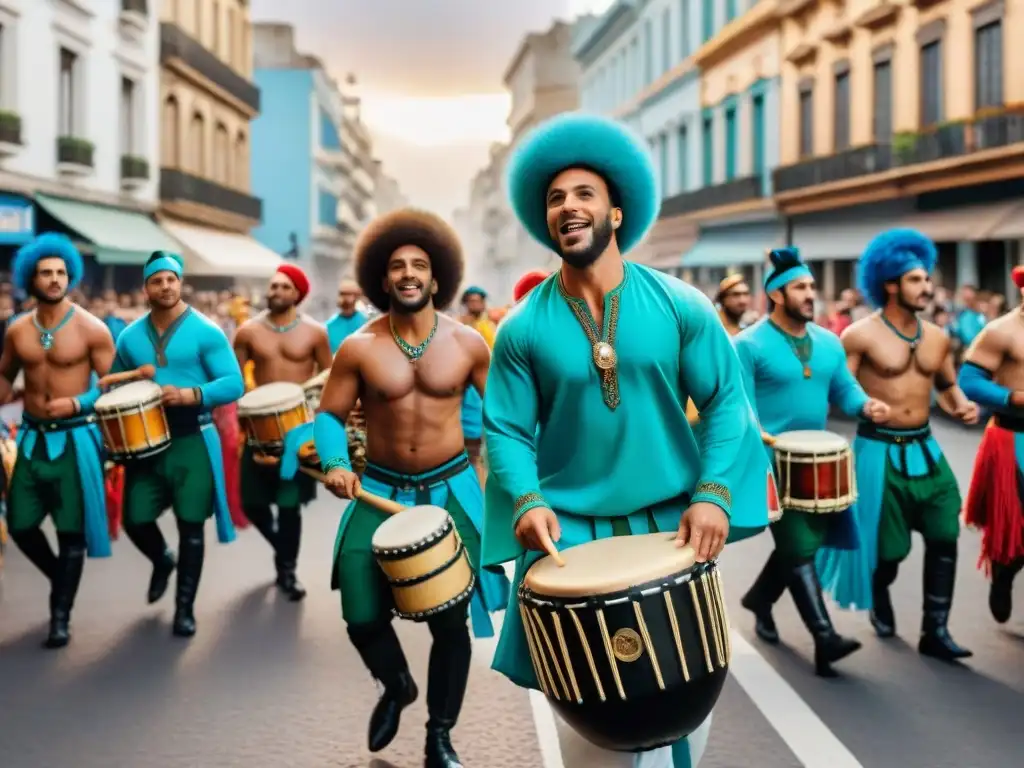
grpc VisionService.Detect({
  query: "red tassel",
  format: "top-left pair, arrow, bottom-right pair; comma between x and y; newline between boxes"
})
964,419 -> 1024,572
105,464 -> 124,540
214,404 -> 248,528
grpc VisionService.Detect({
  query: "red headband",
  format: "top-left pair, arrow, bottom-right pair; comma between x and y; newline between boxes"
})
513,269 -> 550,303
276,263 -> 310,302
1013,266 -> 1024,290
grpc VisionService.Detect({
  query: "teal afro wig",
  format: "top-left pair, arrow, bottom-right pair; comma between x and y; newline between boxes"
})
505,112 -> 659,255
857,228 -> 936,309
13,233 -> 84,293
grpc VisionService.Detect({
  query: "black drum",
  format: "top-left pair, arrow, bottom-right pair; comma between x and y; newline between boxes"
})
518,533 -> 729,752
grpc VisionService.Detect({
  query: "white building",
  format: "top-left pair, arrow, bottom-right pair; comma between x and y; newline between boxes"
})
0,0 -> 171,284
371,159 -> 407,216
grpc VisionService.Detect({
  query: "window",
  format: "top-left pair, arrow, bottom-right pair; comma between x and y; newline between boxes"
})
318,189 -> 337,226
662,9 -> 671,73
211,1 -> 220,54
702,115 -> 713,185
680,0 -> 690,58
677,124 -> 689,191
724,106 -> 737,180
659,132 -> 669,196
702,0 -> 714,42
872,61 -> 893,140
644,20 -> 653,83
120,77 -> 136,156
799,86 -> 814,158
975,21 -> 1003,110
833,70 -> 851,150
630,38 -> 639,91
227,7 -> 236,67
189,112 -> 205,174
162,96 -> 180,167
751,94 -> 765,177
58,48 -> 77,136
214,123 -> 230,182
194,0 -> 202,41
726,0 -> 737,23
919,40 -> 943,127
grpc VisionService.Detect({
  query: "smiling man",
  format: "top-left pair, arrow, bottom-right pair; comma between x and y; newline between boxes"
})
481,113 -> 773,768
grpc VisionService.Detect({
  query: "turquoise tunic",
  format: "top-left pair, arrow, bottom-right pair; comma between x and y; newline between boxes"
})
111,307 -> 245,543
482,262 -> 772,689
326,310 -> 368,354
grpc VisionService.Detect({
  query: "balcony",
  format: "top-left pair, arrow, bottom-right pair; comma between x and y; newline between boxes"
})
159,23 -> 260,115
349,164 -> 374,199
120,155 -> 150,191
0,111 -> 22,156
660,175 -> 764,218
119,0 -> 147,33
773,110 -> 1024,212
56,136 -> 94,176
159,168 -> 262,222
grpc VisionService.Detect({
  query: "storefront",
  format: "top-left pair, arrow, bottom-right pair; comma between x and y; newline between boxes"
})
159,218 -> 283,293
681,218 -> 783,291
0,193 -> 36,273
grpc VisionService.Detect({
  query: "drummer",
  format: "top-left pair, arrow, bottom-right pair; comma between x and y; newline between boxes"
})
816,229 -> 978,662
326,278 -> 368,354
734,247 -> 889,677
0,234 -> 114,649
313,208 -> 509,767
482,112 -> 772,767
111,251 -> 244,637
233,263 -> 332,600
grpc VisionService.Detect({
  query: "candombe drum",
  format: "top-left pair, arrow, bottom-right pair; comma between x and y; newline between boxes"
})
94,380 -> 171,461
237,382 -> 311,457
302,369 -> 329,412
772,430 -> 856,514
519,534 -> 730,752
346,401 -> 368,476
371,505 -> 475,621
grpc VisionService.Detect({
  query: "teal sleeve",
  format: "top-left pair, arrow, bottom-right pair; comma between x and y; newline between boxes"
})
111,337 -> 131,374
76,384 -> 103,414
482,320 -> 547,526
733,335 -> 760,422
829,351 -> 869,418
313,411 -> 351,471
677,290 -> 761,517
197,326 -> 244,407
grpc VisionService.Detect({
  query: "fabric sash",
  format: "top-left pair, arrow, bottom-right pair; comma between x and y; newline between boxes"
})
199,423 -> 237,544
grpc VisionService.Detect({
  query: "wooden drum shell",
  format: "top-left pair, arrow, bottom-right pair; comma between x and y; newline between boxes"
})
239,402 -> 310,455
95,402 -> 171,461
774,447 -> 856,513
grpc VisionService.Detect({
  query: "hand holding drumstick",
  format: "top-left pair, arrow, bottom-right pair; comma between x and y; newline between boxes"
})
515,506 -> 566,567
98,364 -> 156,391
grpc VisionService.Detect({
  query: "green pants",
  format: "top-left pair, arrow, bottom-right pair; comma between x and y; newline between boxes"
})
770,509 -> 835,561
877,454 -> 961,563
335,493 -> 481,626
240,444 -> 316,509
124,433 -> 214,527
6,436 -> 84,534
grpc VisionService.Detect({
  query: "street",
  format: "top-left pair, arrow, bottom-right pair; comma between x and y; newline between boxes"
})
0,418 -> 1021,767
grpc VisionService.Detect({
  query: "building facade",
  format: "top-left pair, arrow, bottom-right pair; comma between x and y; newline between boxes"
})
461,143 -> 514,300
773,0 -> 1024,300
158,0 -> 280,287
0,0 -> 178,290
372,160 -> 408,215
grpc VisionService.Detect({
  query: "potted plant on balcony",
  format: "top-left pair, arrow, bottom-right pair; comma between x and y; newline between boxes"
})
892,131 -> 918,166
0,111 -> 21,145
120,155 -> 149,180
57,136 -> 95,167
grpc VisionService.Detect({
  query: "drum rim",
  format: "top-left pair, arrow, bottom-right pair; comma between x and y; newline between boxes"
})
238,382 -> 307,413
392,573 -> 476,621
95,392 -> 163,411
372,514 -> 454,559
519,559 -> 716,607
772,429 -> 849,452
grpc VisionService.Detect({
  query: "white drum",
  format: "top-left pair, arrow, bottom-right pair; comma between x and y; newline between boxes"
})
302,369 -> 330,412
772,430 -> 856,513
94,379 -> 170,461
237,382 -> 310,455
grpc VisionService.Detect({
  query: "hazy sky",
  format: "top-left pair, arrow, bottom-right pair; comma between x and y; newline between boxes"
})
250,0 -> 614,217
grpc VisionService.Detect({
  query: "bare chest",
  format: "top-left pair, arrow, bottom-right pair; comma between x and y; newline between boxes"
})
13,322 -> 89,368
864,334 -> 944,377
249,329 -> 317,364
362,340 -> 471,401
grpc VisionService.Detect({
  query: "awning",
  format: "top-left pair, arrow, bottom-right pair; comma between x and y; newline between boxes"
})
160,219 -> 283,278
988,200 -> 1024,240
682,222 -> 783,268
791,217 -> 897,261
35,193 -> 182,265
899,201 -> 1020,243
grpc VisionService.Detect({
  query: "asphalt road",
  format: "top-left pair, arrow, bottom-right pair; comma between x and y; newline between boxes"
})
0,418 -> 1021,767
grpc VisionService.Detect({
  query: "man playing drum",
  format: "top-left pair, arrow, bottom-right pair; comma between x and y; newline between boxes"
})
0,234 -> 114,648
735,247 -> 890,677
313,208 -> 509,767
482,112 -> 772,767
111,252 -> 244,637
816,229 -> 978,662
233,264 -> 332,601
958,265 -> 1024,624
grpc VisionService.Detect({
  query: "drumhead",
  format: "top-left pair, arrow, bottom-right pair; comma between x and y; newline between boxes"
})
773,430 -> 849,453
525,533 -> 697,597
95,379 -> 162,411
372,505 -> 450,550
238,382 -> 305,414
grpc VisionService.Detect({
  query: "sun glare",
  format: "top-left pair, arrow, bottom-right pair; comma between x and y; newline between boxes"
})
359,92 -> 512,147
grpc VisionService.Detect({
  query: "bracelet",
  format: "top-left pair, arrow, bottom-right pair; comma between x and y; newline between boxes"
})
323,456 -> 351,472
192,386 -> 203,404
72,398 -> 81,415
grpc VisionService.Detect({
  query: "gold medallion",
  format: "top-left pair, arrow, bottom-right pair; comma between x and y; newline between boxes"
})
611,627 -> 643,662
593,341 -> 617,371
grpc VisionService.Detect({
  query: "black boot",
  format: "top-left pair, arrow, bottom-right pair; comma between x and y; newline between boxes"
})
172,523 -> 204,638
870,559 -> 900,638
125,523 -> 175,603
787,561 -> 861,677
243,504 -> 278,549
424,607 -> 471,767
274,506 -> 305,601
10,527 -> 57,580
44,534 -> 86,649
348,620 -> 418,752
989,557 -> 1024,624
918,541 -> 972,661
741,551 -> 787,644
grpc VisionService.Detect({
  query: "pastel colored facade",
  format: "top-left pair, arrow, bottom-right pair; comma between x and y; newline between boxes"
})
774,0 -> 1024,299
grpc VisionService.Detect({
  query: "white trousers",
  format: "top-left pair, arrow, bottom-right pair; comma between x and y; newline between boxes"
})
553,707 -> 712,767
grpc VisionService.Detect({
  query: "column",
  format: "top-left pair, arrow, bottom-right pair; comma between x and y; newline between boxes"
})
955,241 -> 978,287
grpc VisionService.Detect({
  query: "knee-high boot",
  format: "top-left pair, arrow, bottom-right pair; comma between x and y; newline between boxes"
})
918,540 -> 972,661
243,504 -> 277,549
172,521 -> 204,638
124,522 -> 176,603
10,527 -> 57,581
989,557 -> 1024,624
741,550 -> 788,643
274,506 -> 305,601
424,606 -> 471,767
347,620 -> 418,752
44,533 -> 86,649
870,558 -> 900,637
787,560 -> 861,677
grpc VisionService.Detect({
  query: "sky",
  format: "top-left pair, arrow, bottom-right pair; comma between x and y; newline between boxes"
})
250,0 -> 615,217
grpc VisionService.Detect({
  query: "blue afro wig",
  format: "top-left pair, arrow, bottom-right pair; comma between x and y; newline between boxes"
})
505,112 -> 659,255
13,233 -> 84,293
857,228 -> 937,309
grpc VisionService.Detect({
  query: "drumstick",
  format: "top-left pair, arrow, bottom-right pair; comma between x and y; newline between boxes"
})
301,369 -> 330,390
297,466 -> 406,515
761,431 -> 777,446
538,531 -> 566,567
98,364 -> 156,390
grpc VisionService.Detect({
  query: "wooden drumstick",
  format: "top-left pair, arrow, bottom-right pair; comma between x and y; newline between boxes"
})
761,431 -> 777,446
538,531 -> 566,567
98,364 -> 156,390
297,466 -> 406,515
301,369 -> 330,391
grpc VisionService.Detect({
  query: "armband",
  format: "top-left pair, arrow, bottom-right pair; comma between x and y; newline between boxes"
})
957,362 -> 1011,410
314,411 -> 351,470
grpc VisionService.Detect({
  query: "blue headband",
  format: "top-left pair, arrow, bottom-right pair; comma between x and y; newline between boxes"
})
143,251 -> 184,281
765,264 -> 813,293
